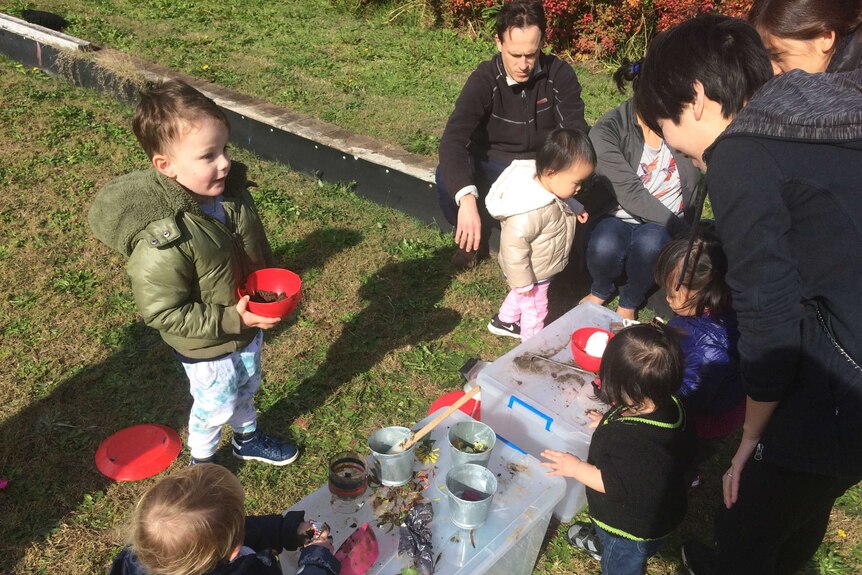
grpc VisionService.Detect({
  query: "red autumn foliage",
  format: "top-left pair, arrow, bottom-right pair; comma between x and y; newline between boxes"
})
444,0 -> 754,60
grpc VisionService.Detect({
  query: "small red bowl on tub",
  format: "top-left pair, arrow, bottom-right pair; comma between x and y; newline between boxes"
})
571,327 -> 614,373
238,268 -> 302,319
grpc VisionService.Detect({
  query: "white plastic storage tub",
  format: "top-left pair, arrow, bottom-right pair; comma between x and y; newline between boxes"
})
280,409 -> 566,575
477,302 -> 620,522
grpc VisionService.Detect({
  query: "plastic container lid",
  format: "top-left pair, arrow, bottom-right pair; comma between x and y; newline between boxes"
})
95,424 -> 182,481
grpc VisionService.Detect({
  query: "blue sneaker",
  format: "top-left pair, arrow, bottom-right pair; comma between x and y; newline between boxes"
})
232,431 -> 299,466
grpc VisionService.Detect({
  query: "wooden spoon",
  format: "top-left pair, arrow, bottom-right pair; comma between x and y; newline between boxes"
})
388,385 -> 481,454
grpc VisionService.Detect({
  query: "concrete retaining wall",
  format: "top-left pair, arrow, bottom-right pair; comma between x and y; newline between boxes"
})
0,12 -> 442,226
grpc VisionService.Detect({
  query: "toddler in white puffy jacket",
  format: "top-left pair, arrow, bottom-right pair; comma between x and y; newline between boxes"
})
485,128 -> 595,341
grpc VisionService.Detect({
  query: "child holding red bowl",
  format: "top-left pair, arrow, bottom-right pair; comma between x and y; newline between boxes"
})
90,80 -> 296,466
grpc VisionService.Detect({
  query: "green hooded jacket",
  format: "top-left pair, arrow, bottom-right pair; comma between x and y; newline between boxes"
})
89,162 -> 274,359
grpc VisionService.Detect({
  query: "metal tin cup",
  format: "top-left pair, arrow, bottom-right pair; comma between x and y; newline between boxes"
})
446,463 -> 498,529
448,421 -> 496,468
368,426 -> 416,487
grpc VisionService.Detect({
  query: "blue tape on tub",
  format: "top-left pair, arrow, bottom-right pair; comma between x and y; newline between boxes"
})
496,433 -> 527,454
507,396 -> 553,431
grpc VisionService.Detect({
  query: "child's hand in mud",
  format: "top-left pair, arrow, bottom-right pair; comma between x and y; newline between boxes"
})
586,409 -> 604,428
300,521 -> 334,551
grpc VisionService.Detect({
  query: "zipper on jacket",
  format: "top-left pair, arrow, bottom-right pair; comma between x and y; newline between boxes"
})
754,443 -> 763,461
521,89 -> 529,151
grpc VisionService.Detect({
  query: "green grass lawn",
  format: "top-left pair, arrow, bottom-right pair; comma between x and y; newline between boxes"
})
1,56 -> 860,575
0,0 -> 625,156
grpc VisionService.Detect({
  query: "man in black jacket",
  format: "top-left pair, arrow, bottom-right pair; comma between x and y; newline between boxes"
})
436,0 -> 588,268
636,15 -> 862,575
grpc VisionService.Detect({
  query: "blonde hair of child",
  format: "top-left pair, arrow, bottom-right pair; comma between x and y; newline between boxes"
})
132,79 -> 229,159
131,464 -> 245,575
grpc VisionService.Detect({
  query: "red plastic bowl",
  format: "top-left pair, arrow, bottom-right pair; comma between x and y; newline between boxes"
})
238,268 -> 302,319
571,327 -> 614,373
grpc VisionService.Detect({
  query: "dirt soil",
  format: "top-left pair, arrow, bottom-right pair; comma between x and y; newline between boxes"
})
249,289 -> 286,303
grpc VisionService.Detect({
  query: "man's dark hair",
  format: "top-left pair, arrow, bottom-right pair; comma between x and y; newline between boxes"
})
635,15 -> 774,135
597,323 -> 683,411
749,0 -> 862,41
495,0 -> 546,42
536,128 -> 596,175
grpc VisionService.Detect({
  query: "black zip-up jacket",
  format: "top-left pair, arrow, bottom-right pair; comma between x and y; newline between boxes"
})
586,398 -> 696,541
437,52 -> 588,197
705,69 -> 862,477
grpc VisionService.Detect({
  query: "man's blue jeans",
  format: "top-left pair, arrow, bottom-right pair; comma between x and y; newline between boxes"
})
593,521 -> 664,575
585,215 -> 672,310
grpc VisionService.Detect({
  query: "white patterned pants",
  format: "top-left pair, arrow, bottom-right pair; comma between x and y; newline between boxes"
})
181,330 -> 263,459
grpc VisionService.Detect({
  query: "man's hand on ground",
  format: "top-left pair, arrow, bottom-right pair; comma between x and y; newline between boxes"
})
455,195 -> 482,251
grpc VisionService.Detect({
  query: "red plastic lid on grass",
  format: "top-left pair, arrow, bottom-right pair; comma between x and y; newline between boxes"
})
95,424 -> 182,481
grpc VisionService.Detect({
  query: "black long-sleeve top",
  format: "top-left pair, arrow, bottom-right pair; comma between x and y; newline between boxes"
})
586,397 -> 696,540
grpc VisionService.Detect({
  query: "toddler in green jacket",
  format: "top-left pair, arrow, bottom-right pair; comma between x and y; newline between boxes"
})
89,80 -> 297,466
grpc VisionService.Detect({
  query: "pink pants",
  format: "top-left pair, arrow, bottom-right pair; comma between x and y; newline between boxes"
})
498,282 -> 550,341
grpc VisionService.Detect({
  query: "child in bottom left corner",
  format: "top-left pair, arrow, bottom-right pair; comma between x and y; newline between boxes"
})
109,464 -> 340,575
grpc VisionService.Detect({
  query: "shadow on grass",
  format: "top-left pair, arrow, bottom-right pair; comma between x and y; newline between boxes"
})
272,226 -> 364,278
259,245 -> 461,433
0,227 -> 365,571
0,323 -> 189,570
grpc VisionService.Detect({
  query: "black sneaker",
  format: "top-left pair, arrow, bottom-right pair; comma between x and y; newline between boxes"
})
232,431 -> 299,466
681,541 -> 718,575
567,521 -> 602,561
487,315 -> 521,338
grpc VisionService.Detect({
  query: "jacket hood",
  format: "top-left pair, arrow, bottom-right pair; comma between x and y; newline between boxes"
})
485,160 -> 558,218
89,162 -> 249,257
708,69 -> 862,163
828,26 -> 862,73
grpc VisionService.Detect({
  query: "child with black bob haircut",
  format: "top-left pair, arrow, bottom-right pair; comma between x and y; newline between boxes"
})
109,464 -> 339,575
541,323 -> 696,574
655,224 -> 744,481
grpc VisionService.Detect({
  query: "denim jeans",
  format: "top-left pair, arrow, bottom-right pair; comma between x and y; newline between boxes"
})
593,521 -> 664,575
585,215 -> 672,310
435,157 -> 509,237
